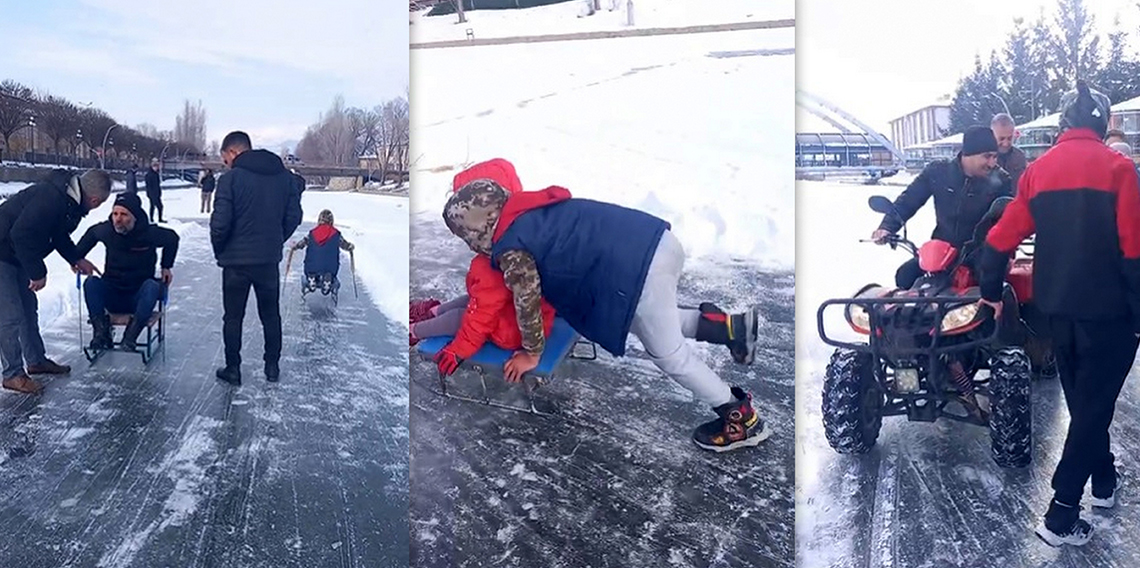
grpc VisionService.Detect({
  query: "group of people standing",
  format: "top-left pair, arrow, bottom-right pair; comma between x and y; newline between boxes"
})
873,80 -> 1140,547
0,130 -> 308,394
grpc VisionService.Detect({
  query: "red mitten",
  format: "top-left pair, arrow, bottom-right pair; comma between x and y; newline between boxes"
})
434,348 -> 463,376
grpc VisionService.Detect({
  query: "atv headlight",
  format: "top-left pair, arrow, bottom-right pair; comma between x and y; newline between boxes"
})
846,304 -> 871,334
941,302 -> 980,332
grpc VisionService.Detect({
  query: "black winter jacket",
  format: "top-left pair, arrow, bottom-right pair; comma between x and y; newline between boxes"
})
209,149 -> 303,267
145,168 -> 161,196
0,170 -> 88,280
76,213 -> 179,294
878,157 -> 1013,247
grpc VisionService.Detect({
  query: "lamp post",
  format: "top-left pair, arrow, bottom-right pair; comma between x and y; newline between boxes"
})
76,130 -> 84,163
26,114 -> 36,164
100,124 -> 119,169
987,92 -> 1011,117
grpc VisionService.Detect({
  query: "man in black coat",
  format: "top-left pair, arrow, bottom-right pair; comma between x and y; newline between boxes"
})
210,131 -> 303,384
125,164 -> 138,194
871,125 -> 1014,288
144,159 -> 163,223
76,192 -> 179,352
0,169 -> 107,394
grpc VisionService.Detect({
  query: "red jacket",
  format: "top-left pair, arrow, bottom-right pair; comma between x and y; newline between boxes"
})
446,159 -> 557,358
980,128 -> 1140,323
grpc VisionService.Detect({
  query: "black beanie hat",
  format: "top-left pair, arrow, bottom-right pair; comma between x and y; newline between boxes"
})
1059,80 -> 1112,139
961,126 -> 999,156
112,192 -> 147,224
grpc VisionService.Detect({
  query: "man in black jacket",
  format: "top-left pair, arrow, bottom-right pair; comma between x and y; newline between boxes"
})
871,125 -> 1014,288
210,131 -> 303,384
0,169 -> 106,394
144,159 -> 163,223
76,192 -> 179,352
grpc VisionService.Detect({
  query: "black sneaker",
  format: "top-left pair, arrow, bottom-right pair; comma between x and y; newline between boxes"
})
215,366 -> 241,386
1091,474 -> 1122,509
265,361 -> 280,383
1036,518 -> 1093,547
692,386 -> 771,452
1036,499 -> 1093,547
695,304 -> 760,365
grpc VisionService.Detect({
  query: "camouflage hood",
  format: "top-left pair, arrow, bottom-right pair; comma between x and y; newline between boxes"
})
443,179 -> 510,255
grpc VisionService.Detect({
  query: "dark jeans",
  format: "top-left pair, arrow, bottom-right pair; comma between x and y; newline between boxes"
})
1047,316 -> 1139,513
83,277 -> 163,327
222,264 -> 281,368
0,260 -> 47,379
147,192 -> 163,222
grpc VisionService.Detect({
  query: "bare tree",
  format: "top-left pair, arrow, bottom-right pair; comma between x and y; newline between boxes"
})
33,93 -> 81,155
0,80 -> 34,155
136,122 -> 160,139
316,96 -> 356,166
174,99 -> 207,152
207,139 -> 220,158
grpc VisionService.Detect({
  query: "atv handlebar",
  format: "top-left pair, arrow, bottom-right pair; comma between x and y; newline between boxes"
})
817,293 -> 1002,356
860,233 -> 919,256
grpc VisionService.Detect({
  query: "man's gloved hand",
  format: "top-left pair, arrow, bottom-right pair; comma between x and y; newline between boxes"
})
161,269 -> 174,285
434,347 -> 463,376
871,229 -> 893,245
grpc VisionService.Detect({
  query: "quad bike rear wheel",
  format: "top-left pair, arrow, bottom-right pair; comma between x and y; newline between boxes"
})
822,349 -> 883,454
988,346 -> 1032,468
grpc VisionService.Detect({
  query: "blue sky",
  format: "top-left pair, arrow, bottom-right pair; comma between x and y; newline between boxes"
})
0,0 -> 408,150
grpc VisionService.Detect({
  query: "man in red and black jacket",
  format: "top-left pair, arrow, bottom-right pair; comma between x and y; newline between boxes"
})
978,80 -> 1140,547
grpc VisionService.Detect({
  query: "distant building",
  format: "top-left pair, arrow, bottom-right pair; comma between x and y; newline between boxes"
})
889,98 -> 952,150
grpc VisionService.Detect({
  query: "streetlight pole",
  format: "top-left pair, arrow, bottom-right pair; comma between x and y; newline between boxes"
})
988,92 -> 1011,117
100,124 -> 119,170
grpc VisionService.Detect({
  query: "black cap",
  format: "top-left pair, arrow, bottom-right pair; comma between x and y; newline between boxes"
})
961,126 -> 999,156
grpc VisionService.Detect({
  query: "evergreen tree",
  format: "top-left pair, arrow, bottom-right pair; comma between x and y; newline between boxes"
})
1031,9 -> 1065,114
1003,18 -> 1041,123
1094,14 -> 1140,106
1051,0 -> 1101,83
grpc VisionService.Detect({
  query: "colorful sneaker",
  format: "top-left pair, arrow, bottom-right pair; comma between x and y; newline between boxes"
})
695,303 -> 759,365
692,386 -> 771,452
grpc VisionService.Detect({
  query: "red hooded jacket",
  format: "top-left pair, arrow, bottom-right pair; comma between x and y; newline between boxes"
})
446,159 -> 556,359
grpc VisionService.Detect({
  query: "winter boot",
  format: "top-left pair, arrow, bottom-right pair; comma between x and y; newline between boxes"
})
215,366 -> 241,386
120,318 -> 146,352
265,361 -> 280,383
695,303 -> 759,365
25,359 -> 70,375
410,298 -> 441,324
692,386 -> 771,452
1036,499 -> 1093,547
89,315 -> 114,351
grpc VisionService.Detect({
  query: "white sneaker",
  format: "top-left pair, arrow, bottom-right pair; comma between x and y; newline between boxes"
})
1091,477 -> 1123,509
1035,518 -> 1094,547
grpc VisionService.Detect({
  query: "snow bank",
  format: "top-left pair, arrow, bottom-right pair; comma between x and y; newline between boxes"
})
30,186 -> 408,339
411,28 -> 794,269
411,0 -> 793,43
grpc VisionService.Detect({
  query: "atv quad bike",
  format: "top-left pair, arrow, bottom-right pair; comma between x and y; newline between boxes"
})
816,195 -> 1048,468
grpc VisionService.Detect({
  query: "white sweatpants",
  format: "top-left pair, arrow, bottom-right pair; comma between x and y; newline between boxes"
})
629,230 -> 734,407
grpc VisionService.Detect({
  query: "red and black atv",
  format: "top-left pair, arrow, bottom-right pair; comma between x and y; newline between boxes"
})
816,195 -> 1051,468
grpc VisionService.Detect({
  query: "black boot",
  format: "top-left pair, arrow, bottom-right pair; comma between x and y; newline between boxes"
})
265,361 -> 280,383
89,315 -> 113,351
695,303 -> 760,365
120,319 -> 146,352
692,386 -> 771,452
215,366 -> 241,386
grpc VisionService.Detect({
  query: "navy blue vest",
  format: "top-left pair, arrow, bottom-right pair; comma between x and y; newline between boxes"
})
491,198 -> 669,356
304,230 -> 341,275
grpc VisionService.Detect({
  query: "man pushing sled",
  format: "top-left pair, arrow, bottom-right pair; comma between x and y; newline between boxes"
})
436,173 -> 767,452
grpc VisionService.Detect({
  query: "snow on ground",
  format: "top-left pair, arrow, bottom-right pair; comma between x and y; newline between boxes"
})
795,180 -> 1140,567
411,25 -> 794,269
29,186 -> 409,342
411,0 -> 792,43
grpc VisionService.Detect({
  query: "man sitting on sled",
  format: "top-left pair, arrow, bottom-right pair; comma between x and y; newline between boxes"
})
76,193 -> 178,352
288,209 -> 354,298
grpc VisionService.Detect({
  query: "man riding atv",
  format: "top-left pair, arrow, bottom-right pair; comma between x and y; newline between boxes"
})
872,125 -> 1014,290
869,125 -> 1015,419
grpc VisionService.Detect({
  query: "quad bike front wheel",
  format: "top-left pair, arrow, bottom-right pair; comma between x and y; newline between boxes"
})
988,346 -> 1033,468
822,349 -> 883,454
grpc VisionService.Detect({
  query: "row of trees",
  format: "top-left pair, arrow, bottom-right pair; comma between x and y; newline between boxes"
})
0,79 -> 204,164
948,0 -> 1140,134
294,90 -> 409,174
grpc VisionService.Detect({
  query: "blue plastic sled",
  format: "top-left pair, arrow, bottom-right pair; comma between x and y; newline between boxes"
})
415,317 -> 597,415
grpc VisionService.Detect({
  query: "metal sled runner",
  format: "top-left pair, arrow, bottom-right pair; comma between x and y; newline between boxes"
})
79,275 -> 169,366
414,317 -> 597,416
